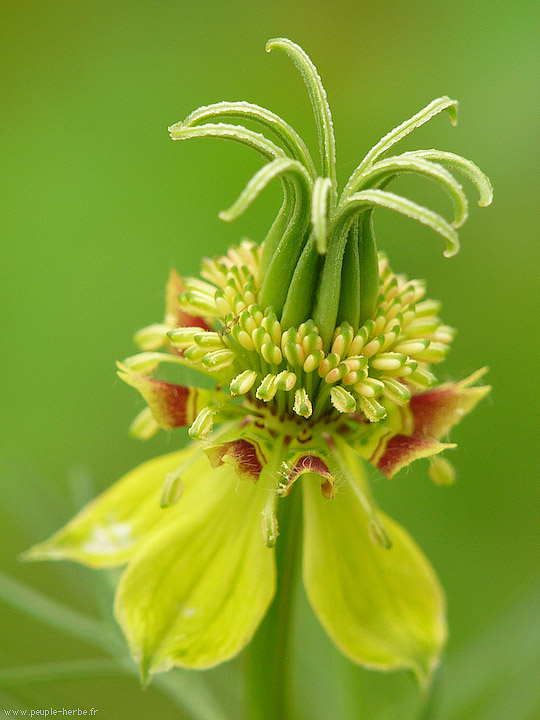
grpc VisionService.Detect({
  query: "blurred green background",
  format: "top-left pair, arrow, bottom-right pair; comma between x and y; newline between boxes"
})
1,1 -> 539,718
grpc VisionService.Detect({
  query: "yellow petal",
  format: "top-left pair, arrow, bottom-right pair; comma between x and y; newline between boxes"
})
114,458 -> 275,677
23,447 -> 200,568
302,473 -> 447,686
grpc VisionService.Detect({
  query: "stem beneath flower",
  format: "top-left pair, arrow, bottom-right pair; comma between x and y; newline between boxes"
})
244,472 -> 302,720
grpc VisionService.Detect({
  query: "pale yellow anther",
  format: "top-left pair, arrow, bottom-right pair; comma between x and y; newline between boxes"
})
167,326 -> 201,348
379,330 -> 399,351
406,318 -> 440,337
293,388 -> 312,418
256,374 -> 278,402
362,338 -> 382,358
234,297 -> 246,315
371,353 -> 406,371
230,369 -> 258,395
325,365 -> 346,384
348,334 -> 367,356
134,323 -> 169,351
331,335 -> 346,358
262,342 -> 282,365
194,332 -> 223,349
330,386 -> 357,413
224,285 -> 236,303
242,315 -> 257,334
342,371 -> 358,386
129,407 -> 159,440
357,396 -> 387,423
303,350 -> 324,373
238,329 -> 255,352
372,315 -> 386,336
354,378 -> 384,398
183,277 -> 215,295
415,299 -> 442,318
215,296 -> 232,316
394,339 -> 430,355
188,406 -> 215,439
432,325 -> 455,344
202,349 -> 235,371
318,353 -> 339,378
276,370 -> 297,391
184,345 -> 207,362
429,455 -> 456,486
400,309 -> 417,328
385,303 -> 402,324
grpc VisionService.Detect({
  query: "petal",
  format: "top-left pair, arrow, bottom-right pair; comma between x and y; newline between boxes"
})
406,368 -> 490,439
375,369 -> 490,478
114,457 -> 275,676
302,474 -> 447,686
377,437 -> 455,479
205,438 -> 267,482
23,448 -> 199,567
280,453 -> 337,498
118,365 -> 213,429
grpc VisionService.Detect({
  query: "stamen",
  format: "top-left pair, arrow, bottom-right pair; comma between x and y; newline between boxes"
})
294,388 -> 313,418
129,407 -> 159,440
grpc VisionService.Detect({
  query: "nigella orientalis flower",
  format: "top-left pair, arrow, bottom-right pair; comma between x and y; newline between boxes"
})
27,39 -> 492,686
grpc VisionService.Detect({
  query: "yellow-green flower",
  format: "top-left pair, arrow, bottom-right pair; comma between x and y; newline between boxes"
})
27,38 -> 491,688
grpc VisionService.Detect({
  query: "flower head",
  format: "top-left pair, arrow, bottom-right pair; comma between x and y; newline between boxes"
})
27,39 -> 491,686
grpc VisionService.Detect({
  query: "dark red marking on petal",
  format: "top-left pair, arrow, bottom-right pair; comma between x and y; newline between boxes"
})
408,388 -> 457,437
377,434 -> 439,478
377,377 -> 489,478
119,370 -> 204,429
282,454 -> 337,499
205,439 -> 265,482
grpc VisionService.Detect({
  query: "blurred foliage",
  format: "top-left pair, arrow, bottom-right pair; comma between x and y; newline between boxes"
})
1,1 -> 539,718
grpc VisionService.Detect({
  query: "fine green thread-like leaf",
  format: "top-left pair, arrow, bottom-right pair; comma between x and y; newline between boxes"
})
267,38 -> 337,204
168,122 -> 285,162
311,177 -> 332,253
400,149 -> 494,207
354,156 -> 469,229
219,158 -> 312,223
182,101 -> 317,179
343,96 -> 458,198
341,189 -> 459,257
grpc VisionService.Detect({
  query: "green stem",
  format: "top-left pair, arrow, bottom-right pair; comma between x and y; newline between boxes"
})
244,479 -> 302,720
417,663 -> 444,720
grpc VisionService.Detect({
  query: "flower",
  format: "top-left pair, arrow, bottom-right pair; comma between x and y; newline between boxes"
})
26,38 -> 491,687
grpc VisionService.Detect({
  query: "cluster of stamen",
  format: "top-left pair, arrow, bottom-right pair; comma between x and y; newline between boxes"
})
141,240 -> 455,426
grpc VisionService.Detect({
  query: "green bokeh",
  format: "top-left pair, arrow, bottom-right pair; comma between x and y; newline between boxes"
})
1,1 -> 538,718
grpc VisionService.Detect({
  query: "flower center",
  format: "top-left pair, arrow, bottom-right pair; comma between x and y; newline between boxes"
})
167,240 -> 453,425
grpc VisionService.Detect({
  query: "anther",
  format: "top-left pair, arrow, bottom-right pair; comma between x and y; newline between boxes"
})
134,323 -> 169,351
330,386 -> 357,413
370,352 -> 407,371
293,388 -> 312,418
230,370 -> 258,395
256,374 -> 278,401
202,349 -> 235,371
129,407 -> 159,440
